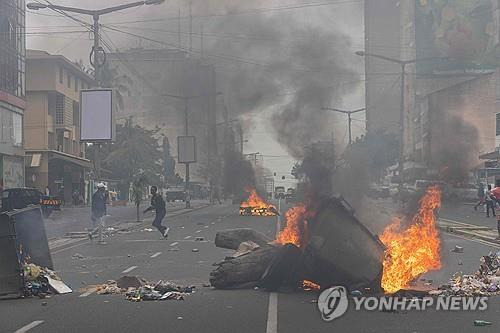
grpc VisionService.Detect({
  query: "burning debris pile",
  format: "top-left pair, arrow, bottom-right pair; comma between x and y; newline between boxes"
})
211,196 -> 385,291
23,262 -> 72,297
435,251 -> 500,297
239,189 -> 279,216
212,186 -> 446,294
95,276 -> 195,302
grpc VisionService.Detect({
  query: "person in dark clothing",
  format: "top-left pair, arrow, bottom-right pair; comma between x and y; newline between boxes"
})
144,186 -> 169,238
91,183 -> 107,226
474,183 -> 485,211
485,184 -> 496,218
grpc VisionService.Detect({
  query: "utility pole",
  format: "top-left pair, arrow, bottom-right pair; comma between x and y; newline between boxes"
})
27,1 -> 165,181
162,92 -> 222,209
355,51 -> 447,197
322,107 -> 366,145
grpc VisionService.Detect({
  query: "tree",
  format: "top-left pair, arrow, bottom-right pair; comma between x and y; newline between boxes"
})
131,175 -> 148,222
88,121 -> 163,199
162,136 -> 177,184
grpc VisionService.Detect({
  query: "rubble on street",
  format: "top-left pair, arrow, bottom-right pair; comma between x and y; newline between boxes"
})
95,276 -> 195,302
23,263 -> 72,297
435,251 -> 500,297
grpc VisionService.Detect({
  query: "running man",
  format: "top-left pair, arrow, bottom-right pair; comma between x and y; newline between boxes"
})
143,186 -> 169,238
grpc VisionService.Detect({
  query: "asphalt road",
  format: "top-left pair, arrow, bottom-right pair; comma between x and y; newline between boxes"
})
1,201 -> 499,333
44,201 -> 203,239
440,202 -> 499,231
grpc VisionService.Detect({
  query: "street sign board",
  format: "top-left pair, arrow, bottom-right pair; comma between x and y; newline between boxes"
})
80,89 -> 115,142
178,136 -> 196,163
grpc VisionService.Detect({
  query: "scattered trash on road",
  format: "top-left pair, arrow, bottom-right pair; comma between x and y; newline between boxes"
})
451,246 -> 464,253
143,228 -> 154,232
96,276 -> 195,302
474,320 -> 492,327
435,251 -> 500,296
192,248 -> 199,252
72,253 -> 86,260
195,237 -> 204,241
23,263 -> 72,297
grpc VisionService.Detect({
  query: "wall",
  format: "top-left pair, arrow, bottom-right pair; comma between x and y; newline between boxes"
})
24,92 -> 48,150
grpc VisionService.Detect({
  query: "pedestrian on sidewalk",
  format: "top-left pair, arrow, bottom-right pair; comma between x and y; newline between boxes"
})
143,186 -> 169,238
485,185 -> 496,218
474,183 -> 485,211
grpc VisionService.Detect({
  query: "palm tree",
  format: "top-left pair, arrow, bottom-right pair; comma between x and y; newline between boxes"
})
131,175 -> 148,222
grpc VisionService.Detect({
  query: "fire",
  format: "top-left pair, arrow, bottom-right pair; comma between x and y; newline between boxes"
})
380,186 -> 442,293
275,203 -> 313,248
239,188 -> 278,216
301,280 -> 320,291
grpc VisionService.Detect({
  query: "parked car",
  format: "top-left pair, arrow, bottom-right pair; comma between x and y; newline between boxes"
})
275,186 -> 286,199
448,183 -> 478,202
165,187 -> 186,202
1,188 -> 62,218
367,184 -> 390,199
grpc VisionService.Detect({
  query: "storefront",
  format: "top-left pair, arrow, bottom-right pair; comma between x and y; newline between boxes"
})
0,154 -> 25,191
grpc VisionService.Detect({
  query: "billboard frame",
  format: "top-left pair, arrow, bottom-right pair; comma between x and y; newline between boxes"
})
177,136 -> 197,164
80,89 -> 115,142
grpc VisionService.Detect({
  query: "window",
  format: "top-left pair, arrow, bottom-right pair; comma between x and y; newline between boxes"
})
67,73 -> 71,88
12,112 -> 22,146
59,67 -> 63,84
55,94 -> 64,125
496,113 -> 500,136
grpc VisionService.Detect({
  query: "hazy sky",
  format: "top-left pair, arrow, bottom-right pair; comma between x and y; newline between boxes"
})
26,0 -> 365,180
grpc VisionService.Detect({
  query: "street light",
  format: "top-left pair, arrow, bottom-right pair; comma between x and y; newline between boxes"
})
322,107 -> 365,145
26,1 -> 165,85
356,50 -> 447,196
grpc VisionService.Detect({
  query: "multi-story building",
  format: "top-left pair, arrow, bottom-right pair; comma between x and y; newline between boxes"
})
364,0 -> 500,181
0,0 -> 26,190
24,50 -> 93,203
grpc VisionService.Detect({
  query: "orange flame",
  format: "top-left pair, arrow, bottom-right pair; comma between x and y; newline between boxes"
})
240,188 -> 278,216
301,280 -> 321,291
275,203 -> 313,248
380,186 -> 442,293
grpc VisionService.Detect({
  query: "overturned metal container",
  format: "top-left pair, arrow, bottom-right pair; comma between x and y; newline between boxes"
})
304,197 -> 385,291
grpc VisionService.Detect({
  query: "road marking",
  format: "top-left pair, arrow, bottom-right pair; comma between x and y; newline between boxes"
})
170,242 -> 179,246
184,236 -> 192,239
266,198 -> 280,333
79,288 -> 96,297
121,266 -> 138,274
266,292 -> 278,333
447,233 -> 500,249
195,230 -> 202,233
150,252 -> 162,258
15,320 -> 44,333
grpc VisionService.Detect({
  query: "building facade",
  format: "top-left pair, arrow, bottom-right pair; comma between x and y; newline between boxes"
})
365,0 -> 500,182
0,0 -> 26,190
24,50 -> 93,203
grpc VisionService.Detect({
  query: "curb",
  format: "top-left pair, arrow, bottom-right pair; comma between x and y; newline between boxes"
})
437,219 -> 500,244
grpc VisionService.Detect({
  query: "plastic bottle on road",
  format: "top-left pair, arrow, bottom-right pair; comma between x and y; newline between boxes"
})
474,320 -> 492,326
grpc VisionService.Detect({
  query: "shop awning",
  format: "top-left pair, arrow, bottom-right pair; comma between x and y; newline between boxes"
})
48,150 -> 93,169
479,150 -> 500,160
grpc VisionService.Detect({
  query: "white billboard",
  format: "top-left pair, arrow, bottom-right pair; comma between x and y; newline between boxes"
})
178,136 -> 196,163
80,89 -> 114,141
